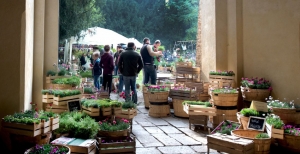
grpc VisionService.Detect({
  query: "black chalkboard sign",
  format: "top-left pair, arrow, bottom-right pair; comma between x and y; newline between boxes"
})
67,100 -> 81,112
247,116 -> 266,131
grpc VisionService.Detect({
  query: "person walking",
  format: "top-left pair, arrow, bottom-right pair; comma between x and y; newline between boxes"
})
92,51 -> 102,90
100,45 -> 114,94
140,37 -> 162,85
114,45 -> 122,75
118,42 -> 143,104
80,53 -> 87,71
117,49 -> 124,94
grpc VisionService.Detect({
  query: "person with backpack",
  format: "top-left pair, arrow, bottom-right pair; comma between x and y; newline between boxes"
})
92,51 -> 102,90
100,45 -> 114,94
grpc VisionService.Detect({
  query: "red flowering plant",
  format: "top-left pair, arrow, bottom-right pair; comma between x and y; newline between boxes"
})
99,118 -> 130,131
119,91 -> 134,99
148,85 -> 169,92
241,77 -> 272,90
171,86 -> 195,92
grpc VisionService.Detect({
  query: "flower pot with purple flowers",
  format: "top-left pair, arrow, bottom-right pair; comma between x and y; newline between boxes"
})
267,97 -> 297,124
277,124 -> 300,152
148,85 -> 169,103
241,77 -> 271,102
24,144 -> 70,154
98,118 -> 130,137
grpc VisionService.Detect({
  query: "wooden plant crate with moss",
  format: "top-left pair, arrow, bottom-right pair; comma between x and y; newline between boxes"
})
98,91 -> 110,99
46,104 -> 68,114
50,116 -> 59,131
183,101 -> 216,116
41,120 -> 50,134
209,71 -> 235,88
175,61 -> 192,68
82,106 -> 100,117
266,123 -> 283,139
265,114 -> 284,139
45,76 -> 66,84
101,107 -> 112,116
52,90 -> 82,106
115,102 -> 137,119
97,135 -> 136,154
1,119 -> 42,137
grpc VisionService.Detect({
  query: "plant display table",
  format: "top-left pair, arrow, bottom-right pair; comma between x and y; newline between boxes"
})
207,133 -> 254,154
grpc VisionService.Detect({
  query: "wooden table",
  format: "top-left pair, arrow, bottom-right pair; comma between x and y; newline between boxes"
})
207,133 -> 254,154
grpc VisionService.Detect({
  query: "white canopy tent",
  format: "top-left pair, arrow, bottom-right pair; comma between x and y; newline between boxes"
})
128,38 -> 143,48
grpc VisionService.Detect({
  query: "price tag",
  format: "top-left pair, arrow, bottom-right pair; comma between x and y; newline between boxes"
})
247,116 -> 266,131
250,101 -> 268,112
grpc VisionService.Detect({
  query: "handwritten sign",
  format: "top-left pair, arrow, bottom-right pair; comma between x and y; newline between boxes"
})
250,101 -> 268,112
247,116 -> 266,131
67,100 -> 81,112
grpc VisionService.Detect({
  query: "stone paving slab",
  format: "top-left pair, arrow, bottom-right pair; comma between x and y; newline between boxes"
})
158,126 -> 182,134
144,127 -> 164,134
146,117 -> 169,126
167,120 -> 189,128
136,139 -> 143,148
168,134 -> 202,145
178,128 -> 208,144
137,107 -> 149,114
191,145 -> 219,154
152,134 -> 182,146
143,141 -> 164,147
134,117 -> 150,122
136,147 -> 162,154
138,121 -> 155,127
157,146 -> 196,154
136,135 -> 161,144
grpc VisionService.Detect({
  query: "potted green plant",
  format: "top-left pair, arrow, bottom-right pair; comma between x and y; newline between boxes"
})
98,118 -> 131,137
211,88 -> 239,106
265,114 -> 284,139
148,85 -> 169,103
115,101 -> 137,119
24,144 -> 70,154
237,108 -> 260,130
240,77 -> 271,101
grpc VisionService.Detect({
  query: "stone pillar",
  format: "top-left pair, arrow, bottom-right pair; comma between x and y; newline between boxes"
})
44,0 -> 59,86
33,0 -> 45,109
196,0 -> 201,68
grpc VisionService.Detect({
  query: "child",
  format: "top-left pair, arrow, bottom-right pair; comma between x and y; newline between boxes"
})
92,52 -> 102,90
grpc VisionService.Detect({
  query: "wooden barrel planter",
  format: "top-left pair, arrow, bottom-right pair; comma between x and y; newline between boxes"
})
211,93 -> 238,106
213,106 -> 238,128
241,87 -> 270,101
277,134 -> 300,153
143,92 -> 149,109
272,108 -> 297,124
149,103 -> 170,118
148,91 -> 169,103
25,145 -> 70,154
232,130 -> 271,154
236,112 -> 250,130
172,98 -> 189,118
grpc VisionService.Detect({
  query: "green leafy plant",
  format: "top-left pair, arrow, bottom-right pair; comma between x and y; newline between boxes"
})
182,101 -> 212,107
52,90 -> 81,97
212,88 -> 238,94
27,144 -> 69,154
52,76 -> 81,86
80,70 -> 93,78
255,133 -> 269,139
148,85 -> 169,92
122,101 -> 137,109
209,70 -> 235,76
55,111 -> 99,139
164,81 -> 174,84
177,56 -> 184,62
158,46 -> 165,51
83,87 -> 94,94
81,99 -> 122,108
46,70 -> 56,76
99,118 -> 130,131
266,114 -> 284,129
241,77 -> 271,90
57,68 -> 67,76
110,100 -> 122,108
240,108 -> 260,117
41,89 -> 54,95
267,98 -> 295,109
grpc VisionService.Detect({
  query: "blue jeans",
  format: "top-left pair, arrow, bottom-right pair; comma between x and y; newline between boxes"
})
143,65 -> 156,85
123,76 -> 137,104
94,75 -> 100,90
118,74 -> 124,92
114,66 -> 118,75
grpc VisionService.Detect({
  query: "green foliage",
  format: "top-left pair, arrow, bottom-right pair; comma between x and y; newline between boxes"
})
52,90 -> 81,97
99,118 -> 130,131
122,101 -> 137,109
164,81 -> 173,84
158,46 -> 165,51
41,89 -> 54,95
59,0 -> 104,41
52,76 -> 81,86
240,108 -> 260,117
241,77 -> 271,89
81,99 -> 122,108
209,70 -> 235,76
267,100 -> 295,109
212,88 -> 238,94
28,144 -> 69,154
83,87 -> 94,94
3,115 -> 40,124
148,85 -> 169,92
55,111 -> 99,139
255,133 -> 269,139
266,114 -> 284,129
46,70 -> 56,76
80,70 -> 93,78
57,68 -> 67,76
177,56 -> 184,62
182,101 -> 212,107
110,100 -> 122,108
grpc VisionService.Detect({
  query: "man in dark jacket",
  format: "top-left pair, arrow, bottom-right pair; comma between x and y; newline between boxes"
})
118,42 -> 143,104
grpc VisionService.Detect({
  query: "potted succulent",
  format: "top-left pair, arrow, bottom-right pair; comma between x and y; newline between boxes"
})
148,85 -> 169,103
265,114 -> 284,139
98,118 -> 131,137
237,108 -> 260,130
240,77 -> 271,101
210,88 -> 239,107
267,96 -> 297,123
24,144 -> 70,154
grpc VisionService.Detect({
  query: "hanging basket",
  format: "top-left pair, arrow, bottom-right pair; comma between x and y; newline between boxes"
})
148,91 -> 169,103
241,86 -> 270,102
231,130 -> 271,154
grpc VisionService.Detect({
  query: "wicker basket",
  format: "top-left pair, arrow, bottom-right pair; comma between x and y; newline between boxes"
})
172,98 -> 189,118
277,134 -> 300,152
236,112 -> 250,130
211,93 -> 238,106
272,107 -> 297,124
148,91 -> 169,103
241,87 -> 270,102
231,130 -> 271,154
25,145 -> 70,154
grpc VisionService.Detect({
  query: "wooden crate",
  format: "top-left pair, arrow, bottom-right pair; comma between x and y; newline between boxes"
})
46,104 -> 68,114
112,106 -> 122,115
172,99 -> 189,118
189,115 -> 208,130
115,109 -> 137,119
266,123 -> 284,139
82,94 -> 94,99
1,120 -> 42,137
45,83 -> 73,90
53,94 -> 81,106
207,134 -> 254,154
101,107 -> 112,116
42,94 -> 53,103
97,135 -> 136,154
184,104 -> 216,116
199,94 -> 210,101
175,62 -> 193,68
176,67 -> 200,74
169,89 -> 197,100
52,137 -> 97,154
82,106 -> 100,117
209,75 -> 235,88
50,117 -> 59,131
41,120 -> 50,134
213,107 -> 238,128
45,76 -> 65,84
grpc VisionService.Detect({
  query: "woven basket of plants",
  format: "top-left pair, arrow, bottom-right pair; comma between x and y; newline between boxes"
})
147,85 -> 169,103
231,130 -> 271,154
267,97 -> 297,124
240,77 -> 271,101
98,118 -> 130,137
